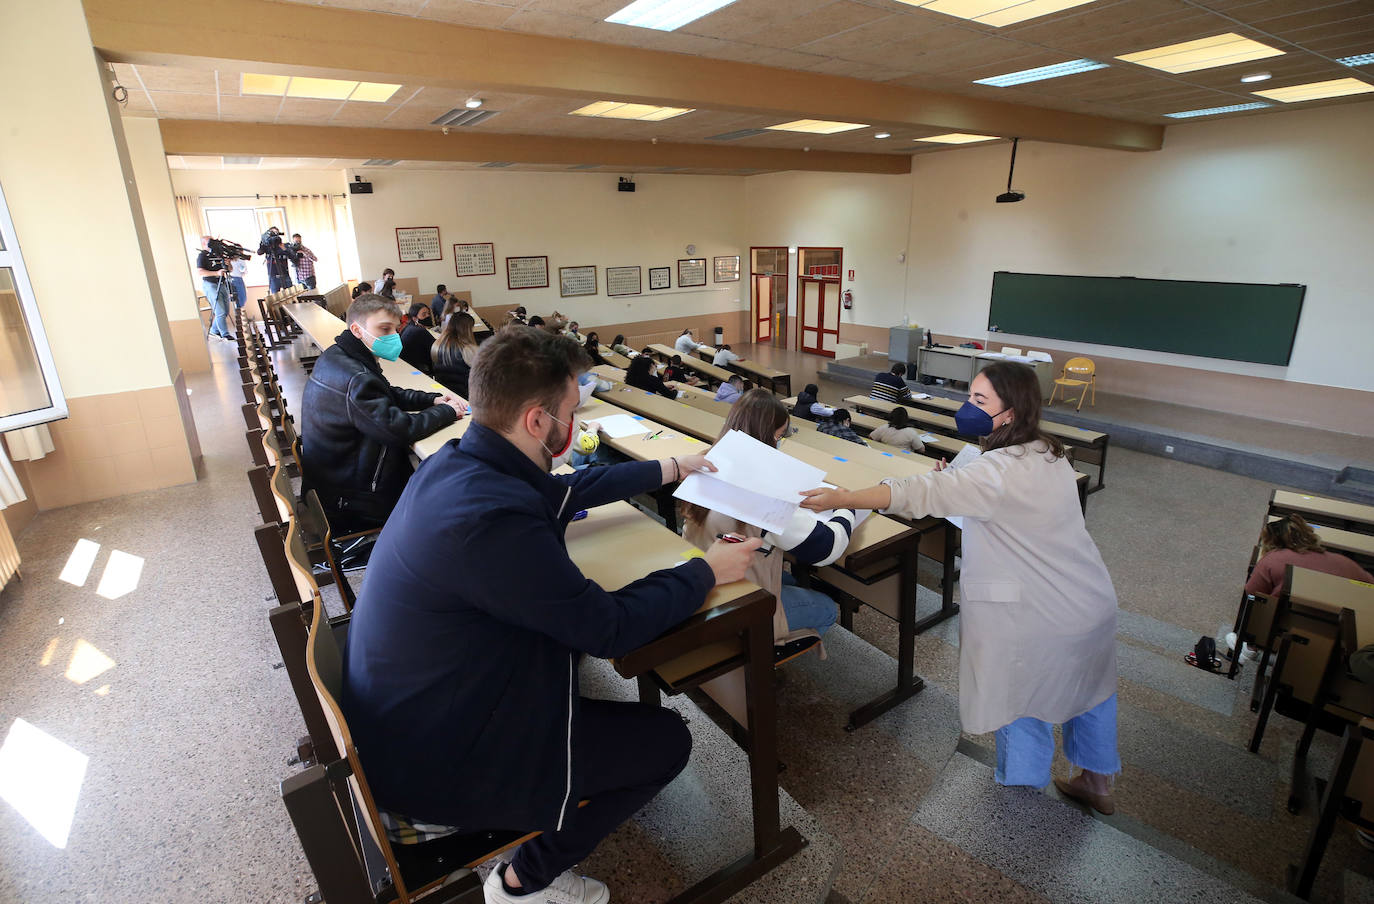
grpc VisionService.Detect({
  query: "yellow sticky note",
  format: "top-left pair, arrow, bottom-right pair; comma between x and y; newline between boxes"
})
682,548 -> 704,560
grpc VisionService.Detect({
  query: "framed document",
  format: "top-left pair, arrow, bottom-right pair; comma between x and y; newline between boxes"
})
713,255 -> 740,282
453,242 -> 496,277
396,226 -> 441,262
559,265 -> 598,298
606,266 -> 641,297
677,258 -> 706,287
506,255 -> 549,290
649,267 -> 671,290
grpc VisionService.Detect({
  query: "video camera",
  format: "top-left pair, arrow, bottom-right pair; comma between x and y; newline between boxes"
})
204,236 -> 250,267
258,227 -> 292,260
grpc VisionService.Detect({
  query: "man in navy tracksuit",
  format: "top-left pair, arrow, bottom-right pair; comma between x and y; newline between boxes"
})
342,325 -> 762,904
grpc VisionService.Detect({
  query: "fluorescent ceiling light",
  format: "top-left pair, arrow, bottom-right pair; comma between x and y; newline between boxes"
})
767,119 -> 869,134
286,76 -> 357,100
894,0 -> 1098,28
874,132 -> 892,138
1252,77 -> 1374,102
606,0 -> 738,31
915,133 -> 999,143
975,59 -> 1108,87
242,74 -> 399,102
1165,102 -> 1270,119
1116,33 -> 1283,74
1337,53 -> 1374,67
348,82 -> 401,103
242,73 -> 289,96
570,101 -> 694,121
1240,71 -> 1271,83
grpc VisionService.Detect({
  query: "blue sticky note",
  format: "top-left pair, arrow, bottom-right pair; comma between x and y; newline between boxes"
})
632,415 -> 643,420
881,452 -> 893,457
833,456 -> 847,462
411,371 -> 422,375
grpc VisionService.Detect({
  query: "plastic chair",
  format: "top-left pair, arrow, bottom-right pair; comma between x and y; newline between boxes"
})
1050,357 -> 1096,410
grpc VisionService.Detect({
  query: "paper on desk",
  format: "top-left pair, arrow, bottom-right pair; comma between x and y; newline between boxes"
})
673,429 -> 825,534
913,393 -> 932,400
597,414 -> 649,438
939,444 -> 982,530
919,434 -> 938,444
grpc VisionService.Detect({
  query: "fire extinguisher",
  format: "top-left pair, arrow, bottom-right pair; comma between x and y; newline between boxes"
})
842,289 -> 854,310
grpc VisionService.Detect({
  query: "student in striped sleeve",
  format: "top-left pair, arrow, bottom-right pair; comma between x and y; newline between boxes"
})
871,362 -> 914,403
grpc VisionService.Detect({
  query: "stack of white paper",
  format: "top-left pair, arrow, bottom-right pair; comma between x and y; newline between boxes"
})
673,429 -> 826,534
597,414 -> 649,438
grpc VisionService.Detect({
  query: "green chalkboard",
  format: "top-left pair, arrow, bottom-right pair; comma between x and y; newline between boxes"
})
987,272 -> 1305,366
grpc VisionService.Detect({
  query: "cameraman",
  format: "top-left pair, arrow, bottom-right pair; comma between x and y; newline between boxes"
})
196,235 -> 236,342
258,227 -> 293,293
290,233 -> 318,290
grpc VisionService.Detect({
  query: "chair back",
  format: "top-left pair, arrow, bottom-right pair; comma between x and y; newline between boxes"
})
269,459 -> 295,525
285,509 -> 322,612
1273,614 -> 1340,706
1064,357 -> 1095,378
303,489 -> 350,613
1241,592 -> 1280,651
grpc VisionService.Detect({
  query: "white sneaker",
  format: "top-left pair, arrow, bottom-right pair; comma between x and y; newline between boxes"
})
1225,632 -> 1260,661
483,864 -> 610,904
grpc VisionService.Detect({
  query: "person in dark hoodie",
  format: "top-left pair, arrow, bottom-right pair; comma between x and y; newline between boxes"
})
300,293 -> 466,532
398,301 -> 436,370
341,325 -> 760,904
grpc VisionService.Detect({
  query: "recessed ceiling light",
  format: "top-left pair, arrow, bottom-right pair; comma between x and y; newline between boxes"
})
286,76 -> 358,100
570,101 -> 694,121
349,82 -> 401,103
242,73 -> 290,96
874,132 -> 892,139
915,133 -> 999,143
1337,53 -> 1374,67
894,0 -> 1098,28
767,119 -> 869,134
465,97 -> 483,109
974,59 -> 1108,87
1164,102 -> 1270,119
1252,77 -> 1374,103
1116,33 -> 1283,74
606,0 -> 738,31
1239,71 -> 1271,83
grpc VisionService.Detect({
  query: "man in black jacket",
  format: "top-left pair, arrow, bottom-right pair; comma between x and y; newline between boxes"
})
342,326 -> 762,904
300,293 -> 466,533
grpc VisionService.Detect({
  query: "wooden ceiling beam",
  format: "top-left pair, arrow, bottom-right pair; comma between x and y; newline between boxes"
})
157,119 -> 914,175
86,0 -> 1164,152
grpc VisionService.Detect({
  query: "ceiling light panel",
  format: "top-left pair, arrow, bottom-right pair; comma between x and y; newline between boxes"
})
286,77 -> 359,100
1164,102 -> 1270,119
1252,77 -> 1374,103
767,119 -> 869,134
569,101 -> 694,121
242,73 -> 289,96
1337,53 -> 1374,67
915,133 -> 999,143
1116,33 -> 1284,74
974,59 -> 1109,87
606,0 -> 738,32
348,82 -> 401,103
895,0 -> 1098,28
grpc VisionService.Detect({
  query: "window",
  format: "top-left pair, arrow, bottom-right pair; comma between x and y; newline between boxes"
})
0,179 -> 67,432
203,206 -> 288,289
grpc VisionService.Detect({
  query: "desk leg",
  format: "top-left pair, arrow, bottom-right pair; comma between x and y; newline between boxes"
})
653,487 -> 679,532
1250,633 -> 1292,753
1094,441 -> 1108,492
914,522 -> 960,634
637,674 -> 661,706
1289,723 -> 1362,899
1227,595 -> 1252,680
847,540 -> 927,731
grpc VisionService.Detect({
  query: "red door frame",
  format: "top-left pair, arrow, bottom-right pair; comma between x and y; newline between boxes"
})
797,247 -> 843,357
750,246 -> 789,349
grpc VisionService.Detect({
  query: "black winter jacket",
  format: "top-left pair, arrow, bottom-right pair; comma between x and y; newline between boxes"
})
300,330 -> 458,520
398,321 -> 435,371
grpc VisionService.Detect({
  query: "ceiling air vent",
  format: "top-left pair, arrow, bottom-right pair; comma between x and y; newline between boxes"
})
431,108 -> 500,127
706,128 -> 768,141
222,156 -> 262,165
362,159 -> 399,166
568,164 -> 600,170
480,161 -> 514,168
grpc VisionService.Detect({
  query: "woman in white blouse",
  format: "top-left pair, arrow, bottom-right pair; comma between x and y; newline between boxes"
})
801,362 -> 1120,814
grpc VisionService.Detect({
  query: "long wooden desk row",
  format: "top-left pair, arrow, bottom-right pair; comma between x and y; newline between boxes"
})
647,344 -> 792,396
689,346 -> 792,397
1269,489 -> 1374,537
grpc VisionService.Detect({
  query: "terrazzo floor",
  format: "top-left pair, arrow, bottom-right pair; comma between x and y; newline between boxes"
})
0,334 -> 1370,903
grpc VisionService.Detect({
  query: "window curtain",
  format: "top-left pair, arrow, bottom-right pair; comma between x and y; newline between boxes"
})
5,424 -> 53,462
174,194 -> 205,299
274,194 -> 356,291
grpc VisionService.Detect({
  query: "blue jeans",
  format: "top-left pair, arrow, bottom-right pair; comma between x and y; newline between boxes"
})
780,571 -> 837,635
994,693 -> 1121,788
229,276 -> 247,309
202,277 -> 231,337
297,274 -> 316,290
269,270 -> 291,292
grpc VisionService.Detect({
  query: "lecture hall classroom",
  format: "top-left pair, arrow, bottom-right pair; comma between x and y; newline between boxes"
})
3,0 -> 1374,902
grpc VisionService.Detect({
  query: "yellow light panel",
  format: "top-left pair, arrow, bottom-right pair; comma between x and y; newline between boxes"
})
286,77 -> 360,100
348,82 -> 402,103
242,73 -> 289,96
767,119 -> 869,134
569,101 -> 694,120
895,0 -> 1097,27
1116,33 -> 1283,74
1252,77 -> 1374,102
915,133 -> 999,143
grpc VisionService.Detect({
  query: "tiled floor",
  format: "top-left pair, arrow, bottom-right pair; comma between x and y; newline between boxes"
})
1,332 -> 1371,903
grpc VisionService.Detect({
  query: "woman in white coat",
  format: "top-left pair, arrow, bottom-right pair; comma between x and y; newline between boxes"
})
800,362 -> 1121,813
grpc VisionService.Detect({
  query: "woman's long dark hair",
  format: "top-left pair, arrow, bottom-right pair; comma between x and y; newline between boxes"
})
979,362 -> 1064,459
433,311 -> 477,368
683,390 -> 789,526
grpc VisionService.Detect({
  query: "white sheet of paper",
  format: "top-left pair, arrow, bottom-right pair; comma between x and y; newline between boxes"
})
597,414 -> 649,438
672,429 -> 826,534
913,393 -> 932,399
946,445 -> 982,471
919,434 -> 938,444
677,472 -> 796,534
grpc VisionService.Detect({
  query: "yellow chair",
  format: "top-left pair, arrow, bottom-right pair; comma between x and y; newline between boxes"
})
1050,357 -> 1096,410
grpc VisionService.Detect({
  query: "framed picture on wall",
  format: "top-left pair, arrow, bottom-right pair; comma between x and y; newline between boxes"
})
396,226 -> 442,262
558,265 -> 598,298
713,255 -> 740,282
677,258 -> 706,287
649,267 -> 671,290
453,242 -> 496,277
606,266 -> 642,297
505,255 -> 549,290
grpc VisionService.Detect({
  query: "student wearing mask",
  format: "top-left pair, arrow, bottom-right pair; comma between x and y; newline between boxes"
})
377,268 -> 396,299
610,335 -> 637,358
300,294 -> 466,532
792,384 -> 834,422
398,302 -> 436,371
869,406 -> 926,454
674,328 -> 707,356
661,355 -> 700,387
715,374 -> 745,404
712,344 -> 741,367
625,354 -> 678,400
564,321 -> 583,342
871,362 -> 913,403
818,409 -> 867,446
431,311 -> 480,397
801,362 -> 1121,815
583,332 -> 606,367
341,325 -> 755,904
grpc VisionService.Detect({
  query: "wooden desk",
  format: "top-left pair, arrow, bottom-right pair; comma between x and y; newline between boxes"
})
1286,565 -> 1374,645
647,344 -> 735,387
1270,490 -> 1374,536
698,349 -> 790,396
599,346 -> 633,369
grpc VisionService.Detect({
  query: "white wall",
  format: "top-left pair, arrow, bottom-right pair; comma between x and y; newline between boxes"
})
124,116 -> 201,322
346,170 -> 747,325
169,167 -> 348,198
903,101 -> 1374,392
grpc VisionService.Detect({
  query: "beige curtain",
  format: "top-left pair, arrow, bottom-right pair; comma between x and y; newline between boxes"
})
274,194 -> 354,291
175,194 -> 203,249
0,443 -> 25,509
5,424 -> 53,461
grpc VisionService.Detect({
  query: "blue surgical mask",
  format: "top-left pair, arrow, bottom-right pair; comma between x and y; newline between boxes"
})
360,327 -> 403,361
954,401 -> 1007,437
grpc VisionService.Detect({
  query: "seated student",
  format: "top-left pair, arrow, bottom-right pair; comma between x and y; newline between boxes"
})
398,303 -> 436,370
583,332 -> 606,367
715,373 -> 745,404
351,281 -> 373,300
683,389 -> 861,641
506,305 -> 528,324
430,284 -> 450,321
674,327 -> 707,356
791,383 -> 835,422
563,320 -> 583,342
661,355 -> 701,387
610,335 -> 637,358
869,405 -> 926,453
431,311 -> 480,397
527,315 -> 546,328
340,325 -> 756,904
376,268 -> 396,299
625,354 -> 679,400
871,362 -> 913,403
818,408 -> 867,446
300,294 -> 466,532
712,344 -> 742,367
